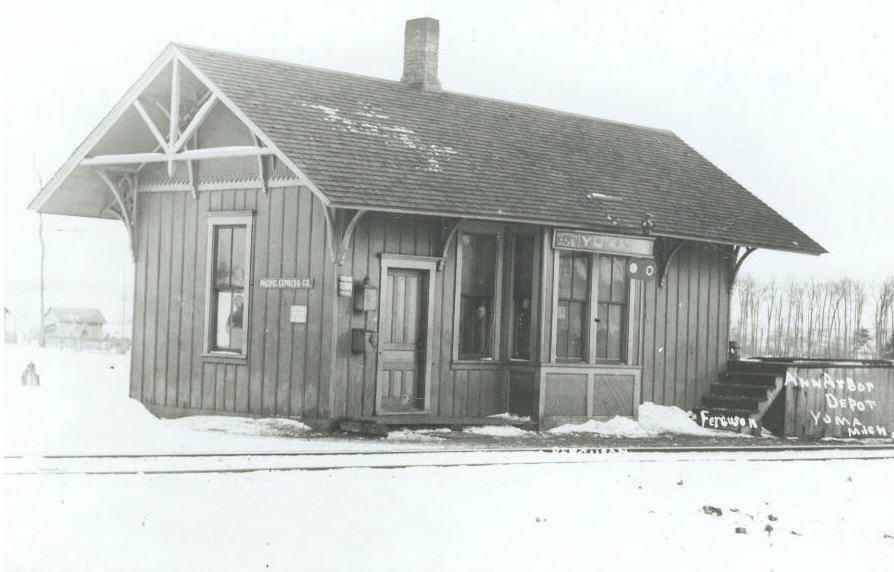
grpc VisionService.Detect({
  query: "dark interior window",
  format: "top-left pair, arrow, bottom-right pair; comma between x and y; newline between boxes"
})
595,255 -> 628,361
458,232 -> 497,359
511,234 -> 535,360
210,225 -> 247,352
556,251 -> 589,360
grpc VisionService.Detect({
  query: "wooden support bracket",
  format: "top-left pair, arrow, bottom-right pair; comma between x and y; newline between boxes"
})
255,136 -> 268,194
336,209 -> 368,266
322,206 -> 339,264
437,218 -> 462,270
657,238 -> 685,287
96,168 -> 136,261
728,246 -> 757,293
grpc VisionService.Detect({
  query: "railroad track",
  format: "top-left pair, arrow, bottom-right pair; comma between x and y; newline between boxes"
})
4,445 -> 893,476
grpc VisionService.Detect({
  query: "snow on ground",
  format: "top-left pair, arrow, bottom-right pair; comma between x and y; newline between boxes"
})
0,345 -> 444,455
386,428 -> 451,442
463,425 -> 535,437
548,403 -> 747,437
4,457 -> 893,571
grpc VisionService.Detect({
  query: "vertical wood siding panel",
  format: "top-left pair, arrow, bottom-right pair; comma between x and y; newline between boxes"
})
304,197 -> 326,419
166,193 -> 185,407
347,219 -> 370,418
248,189 -> 270,414
454,369 -> 467,417
214,363 -> 226,411
438,228 -> 456,416
155,193 -> 174,406
652,256 -> 667,405
141,194 -> 160,404
696,249 -> 711,407
276,190 -> 299,416
426,222 -> 440,415
662,251 -> 679,406
674,247 -> 690,408
706,251 -> 719,399
289,189 -> 312,417
225,364 -> 237,411
130,190 -> 148,400
318,205 -> 339,421
363,215 -> 385,416
718,248 -> 731,379
190,191 -> 210,409
685,249 -> 700,409
177,193 -> 197,408
640,280 -> 656,403
262,188 -> 284,415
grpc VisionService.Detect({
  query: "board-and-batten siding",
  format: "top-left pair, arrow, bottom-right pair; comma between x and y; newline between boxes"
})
129,186 -> 333,421
330,213 -> 511,420
639,242 -> 732,411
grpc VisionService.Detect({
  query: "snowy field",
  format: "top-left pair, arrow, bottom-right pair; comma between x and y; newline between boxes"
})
3,345 -> 894,571
4,456 -> 894,571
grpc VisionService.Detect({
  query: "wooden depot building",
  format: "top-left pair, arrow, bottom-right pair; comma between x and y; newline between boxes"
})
30,18 -> 825,431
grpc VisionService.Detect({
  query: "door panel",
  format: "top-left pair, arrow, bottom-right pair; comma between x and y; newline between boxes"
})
378,268 -> 429,413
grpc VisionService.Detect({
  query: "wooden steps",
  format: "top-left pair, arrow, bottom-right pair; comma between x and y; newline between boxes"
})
699,361 -> 787,435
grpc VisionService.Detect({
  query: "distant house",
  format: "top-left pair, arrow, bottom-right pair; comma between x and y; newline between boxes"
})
44,307 -> 106,347
29,18 -> 826,429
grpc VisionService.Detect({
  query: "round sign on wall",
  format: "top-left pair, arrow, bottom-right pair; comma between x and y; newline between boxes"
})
626,258 -> 657,280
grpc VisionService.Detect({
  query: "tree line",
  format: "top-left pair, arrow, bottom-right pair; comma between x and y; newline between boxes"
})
731,275 -> 894,359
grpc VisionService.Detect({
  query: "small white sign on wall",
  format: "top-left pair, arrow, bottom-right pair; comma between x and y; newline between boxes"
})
289,305 -> 308,324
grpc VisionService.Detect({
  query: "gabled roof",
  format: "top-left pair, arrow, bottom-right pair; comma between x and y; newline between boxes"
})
176,44 -> 824,255
46,307 -> 106,325
32,42 -> 826,255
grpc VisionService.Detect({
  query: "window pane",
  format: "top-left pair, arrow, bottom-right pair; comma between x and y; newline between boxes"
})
568,301 -> 586,359
458,233 -> 497,359
572,255 -> 588,301
607,303 -> 623,360
231,227 -> 246,287
556,301 -> 569,358
611,257 -> 627,302
512,235 -> 534,360
214,227 -> 233,288
556,251 -> 589,360
215,291 -> 232,349
597,255 -> 612,302
459,295 -> 492,358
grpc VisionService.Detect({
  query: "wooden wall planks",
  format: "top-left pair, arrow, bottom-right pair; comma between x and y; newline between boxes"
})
639,242 -> 732,410
132,186 -> 332,422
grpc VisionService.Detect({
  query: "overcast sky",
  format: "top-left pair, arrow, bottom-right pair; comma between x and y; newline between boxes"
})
2,0 -> 892,333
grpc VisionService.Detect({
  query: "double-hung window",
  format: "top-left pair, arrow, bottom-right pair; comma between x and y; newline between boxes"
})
456,231 -> 501,360
554,252 -> 630,363
205,213 -> 253,357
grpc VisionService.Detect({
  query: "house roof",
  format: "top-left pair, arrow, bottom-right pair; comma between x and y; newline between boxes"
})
46,307 -> 106,325
175,44 -> 825,255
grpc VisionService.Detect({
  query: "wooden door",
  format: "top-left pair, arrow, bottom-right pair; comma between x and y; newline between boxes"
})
377,267 -> 429,413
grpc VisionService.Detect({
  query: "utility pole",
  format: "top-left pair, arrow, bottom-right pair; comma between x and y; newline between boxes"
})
39,212 -> 46,348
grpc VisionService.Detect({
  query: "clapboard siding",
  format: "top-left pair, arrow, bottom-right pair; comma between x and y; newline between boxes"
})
639,242 -> 732,410
131,185 -> 332,422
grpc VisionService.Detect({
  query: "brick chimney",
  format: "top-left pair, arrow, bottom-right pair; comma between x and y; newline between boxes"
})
401,17 -> 441,92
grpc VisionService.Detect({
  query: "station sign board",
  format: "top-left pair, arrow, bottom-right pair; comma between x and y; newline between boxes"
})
553,229 -> 654,258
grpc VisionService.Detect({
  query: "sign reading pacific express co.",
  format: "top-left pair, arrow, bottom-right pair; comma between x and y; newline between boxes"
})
553,230 -> 654,258
258,277 -> 314,289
